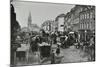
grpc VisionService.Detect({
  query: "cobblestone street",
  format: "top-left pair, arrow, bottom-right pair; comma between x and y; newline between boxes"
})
61,46 -> 89,63
15,45 -> 89,66
41,45 -> 89,64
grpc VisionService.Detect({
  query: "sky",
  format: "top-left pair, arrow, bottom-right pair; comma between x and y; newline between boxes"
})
12,1 -> 75,28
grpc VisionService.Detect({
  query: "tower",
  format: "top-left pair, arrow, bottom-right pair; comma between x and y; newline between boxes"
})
28,12 -> 32,28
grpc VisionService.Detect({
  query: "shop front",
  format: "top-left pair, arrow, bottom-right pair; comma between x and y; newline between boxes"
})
78,29 -> 94,42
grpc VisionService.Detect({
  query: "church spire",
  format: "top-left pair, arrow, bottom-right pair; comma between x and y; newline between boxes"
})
28,12 -> 32,27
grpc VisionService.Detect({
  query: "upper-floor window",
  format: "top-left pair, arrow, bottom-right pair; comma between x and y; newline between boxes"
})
80,14 -> 82,20
92,10 -> 95,18
81,23 -> 83,29
87,13 -> 89,19
85,13 -> 87,19
90,12 -> 93,19
80,8 -> 83,12
80,23 -> 82,29
87,23 -> 89,29
82,14 -> 84,20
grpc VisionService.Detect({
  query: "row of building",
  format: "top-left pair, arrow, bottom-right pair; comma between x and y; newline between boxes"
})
41,13 -> 65,33
64,5 -> 95,32
64,5 -> 95,41
41,5 -> 95,41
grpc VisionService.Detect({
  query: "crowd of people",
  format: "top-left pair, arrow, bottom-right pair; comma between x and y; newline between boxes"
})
11,30 -> 95,65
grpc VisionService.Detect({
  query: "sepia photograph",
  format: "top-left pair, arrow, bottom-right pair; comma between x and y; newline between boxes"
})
10,0 -> 95,67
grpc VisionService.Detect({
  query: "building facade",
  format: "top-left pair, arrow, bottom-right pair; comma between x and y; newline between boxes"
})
64,5 -> 83,32
50,20 -> 58,32
79,6 -> 95,41
64,12 -> 72,32
79,6 -> 95,31
64,5 -> 95,41
55,14 -> 65,32
41,20 -> 51,32
41,20 -> 58,33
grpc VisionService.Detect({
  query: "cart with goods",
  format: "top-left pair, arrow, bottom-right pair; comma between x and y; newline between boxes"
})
39,42 -> 51,59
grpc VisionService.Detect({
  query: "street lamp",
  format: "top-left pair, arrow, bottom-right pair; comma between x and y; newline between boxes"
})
85,30 -> 87,41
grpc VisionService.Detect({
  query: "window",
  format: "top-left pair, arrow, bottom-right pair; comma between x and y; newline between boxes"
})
85,14 -> 87,19
87,23 -> 89,29
84,23 -> 86,29
88,23 -> 90,29
81,23 -> 82,29
80,15 -> 82,20
83,14 -> 85,19
90,12 -> 92,19
92,11 -> 95,18
91,22 -> 94,29
86,23 -> 88,29
80,24 -> 81,29
89,22 -> 92,29
87,13 -> 89,19
82,23 -> 84,29
81,8 -> 83,12
82,14 -> 84,19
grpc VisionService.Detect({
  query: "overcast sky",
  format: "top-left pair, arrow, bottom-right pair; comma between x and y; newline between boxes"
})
12,1 -> 75,28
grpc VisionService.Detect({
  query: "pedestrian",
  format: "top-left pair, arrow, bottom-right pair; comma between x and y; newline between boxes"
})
51,50 -> 55,64
55,45 -> 64,64
64,35 -> 68,48
33,51 -> 40,64
88,36 -> 95,61
30,37 -> 38,53
56,45 -> 60,55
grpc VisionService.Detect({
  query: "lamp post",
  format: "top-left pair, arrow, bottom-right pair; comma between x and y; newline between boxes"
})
85,30 -> 87,41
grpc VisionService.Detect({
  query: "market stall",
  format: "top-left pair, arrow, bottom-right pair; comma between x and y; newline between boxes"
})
16,43 -> 30,63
